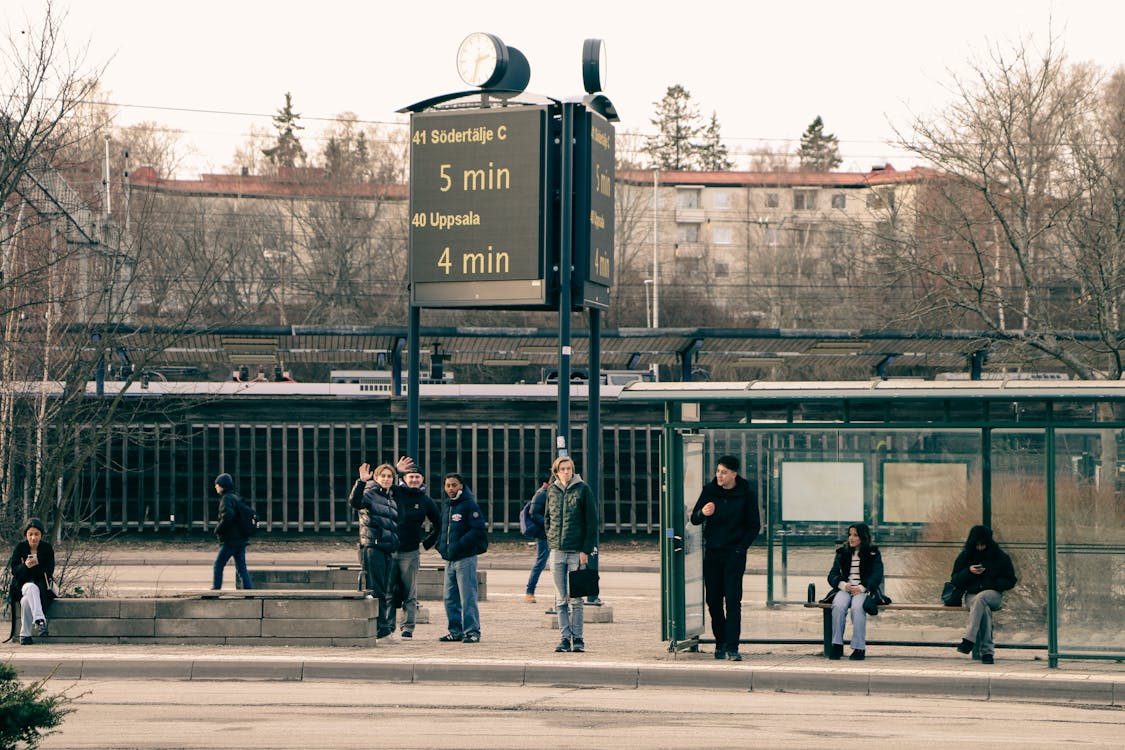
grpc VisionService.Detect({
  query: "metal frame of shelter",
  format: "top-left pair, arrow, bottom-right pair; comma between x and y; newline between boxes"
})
618,380 -> 1125,668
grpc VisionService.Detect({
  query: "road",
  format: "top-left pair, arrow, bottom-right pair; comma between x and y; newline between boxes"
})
39,680 -> 1125,749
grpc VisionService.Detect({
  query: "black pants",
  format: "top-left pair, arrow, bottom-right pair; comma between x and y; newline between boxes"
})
361,546 -> 394,634
703,547 -> 747,652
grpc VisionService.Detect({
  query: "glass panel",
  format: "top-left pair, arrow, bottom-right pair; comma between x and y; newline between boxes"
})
1053,428 -> 1125,658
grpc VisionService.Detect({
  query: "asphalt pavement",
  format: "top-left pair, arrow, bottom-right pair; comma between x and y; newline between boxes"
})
5,539 -> 1124,705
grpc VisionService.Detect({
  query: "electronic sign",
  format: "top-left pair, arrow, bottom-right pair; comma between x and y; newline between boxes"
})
573,107 -> 615,308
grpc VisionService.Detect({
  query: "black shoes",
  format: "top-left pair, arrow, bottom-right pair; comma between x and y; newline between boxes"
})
714,647 -> 727,660
726,651 -> 742,662
981,653 -> 995,664
829,644 -> 844,660
439,632 -> 463,642
555,639 -> 571,652
35,619 -> 48,637
376,628 -> 394,639
400,631 -> 412,639
545,608 -> 557,615
20,637 -> 33,645
957,638 -> 974,654
570,638 -> 585,653
462,634 -> 480,644
849,649 -> 866,661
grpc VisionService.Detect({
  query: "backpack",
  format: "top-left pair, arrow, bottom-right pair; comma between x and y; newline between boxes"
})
236,496 -> 259,538
519,499 -> 537,538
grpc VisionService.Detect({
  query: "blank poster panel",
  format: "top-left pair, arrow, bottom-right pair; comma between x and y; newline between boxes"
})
780,461 -> 864,522
882,462 -> 968,523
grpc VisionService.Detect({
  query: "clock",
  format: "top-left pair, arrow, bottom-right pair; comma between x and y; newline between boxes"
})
582,38 -> 607,94
457,32 -> 509,88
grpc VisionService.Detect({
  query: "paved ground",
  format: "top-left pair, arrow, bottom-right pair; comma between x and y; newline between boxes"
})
5,538 -> 1125,705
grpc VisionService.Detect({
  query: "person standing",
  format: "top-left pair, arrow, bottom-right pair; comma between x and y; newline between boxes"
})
826,523 -> 884,661
544,456 -> 599,654
523,481 -> 550,603
350,461 -> 404,639
212,473 -> 253,590
392,466 -> 440,638
435,473 -> 487,644
7,518 -> 56,645
689,455 -> 760,662
951,525 -> 1017,664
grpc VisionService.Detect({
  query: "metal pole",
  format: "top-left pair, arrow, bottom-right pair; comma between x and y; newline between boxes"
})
588,307 -> 601,498
407,306 -> 420,460
1046,424 -> 1059,668
652,166 -> 659,328
556,104 -> 575,457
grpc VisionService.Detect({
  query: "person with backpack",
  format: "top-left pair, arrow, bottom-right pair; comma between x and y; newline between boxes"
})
434,472 -> 487,644
522,481 -> 549,603
211,473 -> 253,590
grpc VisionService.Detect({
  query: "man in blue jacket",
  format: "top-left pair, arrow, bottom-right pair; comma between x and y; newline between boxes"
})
689,455 -> 760,662
435,473 -> 487,644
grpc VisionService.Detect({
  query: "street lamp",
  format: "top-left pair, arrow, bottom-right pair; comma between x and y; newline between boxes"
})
651,166 -> 660,329
643,278 -> 653,328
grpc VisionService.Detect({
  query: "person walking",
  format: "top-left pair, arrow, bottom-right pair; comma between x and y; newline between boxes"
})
826,523 -> 884,661
7,518 -> 56,645
435,473 -> 487,644
211,473 -> 253,590
544,456 -> 599,654
350,461 -> 405,639
523,481 -> 550,603
689,455 -> 760,661
951,525 -> 1018,664
392,465 -> 440,639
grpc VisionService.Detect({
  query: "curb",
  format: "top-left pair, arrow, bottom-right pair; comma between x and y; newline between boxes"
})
8,655 -> 1122,705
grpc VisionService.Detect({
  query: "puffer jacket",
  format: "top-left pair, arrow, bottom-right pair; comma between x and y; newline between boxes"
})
951,546 -> 1017,594
349,480 -> 399,553
544,475 -> 598,555
436,486 -> 487,562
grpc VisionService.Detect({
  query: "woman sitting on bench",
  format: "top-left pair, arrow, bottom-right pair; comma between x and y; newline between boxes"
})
825,523 -> 883,661
951,525 -> 1017,665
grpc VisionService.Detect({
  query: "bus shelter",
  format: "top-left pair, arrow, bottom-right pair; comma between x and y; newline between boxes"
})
619,380 -> 1125,668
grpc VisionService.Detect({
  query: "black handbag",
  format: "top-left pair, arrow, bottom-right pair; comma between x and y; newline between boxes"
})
568,566 -> 600,599
863,587 -> 889,616
941,581 -> 965,607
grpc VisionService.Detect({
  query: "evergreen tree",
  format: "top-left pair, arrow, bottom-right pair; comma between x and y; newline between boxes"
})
698,111 -> 733,171
645,84 -> 703,170
797,115 -> 842,172
262,92 -> 306,170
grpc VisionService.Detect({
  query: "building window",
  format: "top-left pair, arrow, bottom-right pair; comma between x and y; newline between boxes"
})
711,190 -> 731,209
765,192 -> 779,208
715,262 -> 729,277
677,223 -> 700,243
712,226 -> 733,245
866,188 -> 896,210
831,193 -> 846,209
764,227 -> 779,246
794,190 -> 817,210
677,189 -> 700,209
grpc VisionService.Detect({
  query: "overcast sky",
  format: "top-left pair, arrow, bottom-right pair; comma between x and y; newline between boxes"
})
6,0 -> 1123,177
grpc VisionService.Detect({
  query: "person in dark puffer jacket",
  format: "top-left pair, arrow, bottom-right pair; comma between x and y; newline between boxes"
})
350,459 -> 410,639
435,473 -> 487,644
212,473 -> 252,590
951,525 -> 1018,664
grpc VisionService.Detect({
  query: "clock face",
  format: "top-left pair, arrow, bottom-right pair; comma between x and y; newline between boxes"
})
457,32 -> 507,88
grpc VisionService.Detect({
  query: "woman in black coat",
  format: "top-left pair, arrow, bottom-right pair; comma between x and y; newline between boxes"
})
825,523 -> 883,661
7,518 -> 56,645
951,525 -> 1017,664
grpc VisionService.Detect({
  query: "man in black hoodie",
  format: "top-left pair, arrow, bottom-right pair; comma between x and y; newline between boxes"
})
689,455 -> 760,661
392,466 -> 440,639
212,473 -> 252,590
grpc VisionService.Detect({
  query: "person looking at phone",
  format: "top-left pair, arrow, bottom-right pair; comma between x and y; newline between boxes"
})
7,518 -> 56,645
950,525 -> 1018,664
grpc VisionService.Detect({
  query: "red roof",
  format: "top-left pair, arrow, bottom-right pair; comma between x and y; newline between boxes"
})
129,166 -> 407,200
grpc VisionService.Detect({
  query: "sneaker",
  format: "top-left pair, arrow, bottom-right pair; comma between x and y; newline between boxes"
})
544,608 -> 557,615
524,594 -> 536,603
400,631 -> 413,639
981,653 -> 995,664
957,638 -> 974,654
714,647 -> 727,660
20,636 -> 33,645
829,644 -> 844,660
726,651 -> 743,662
376,628 -> 394,639
586,598 -> 603,606
439,632 -> 463,642
849,649 -> 866,661
554,639 -> 571,652
462,634 -> 481,644
570,638 -> 585,653
35,619 -> 48,637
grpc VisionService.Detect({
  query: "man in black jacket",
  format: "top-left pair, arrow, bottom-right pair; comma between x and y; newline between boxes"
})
689,455 -> 760,662
211,473 -> 252,590
436,473 -> 487,644
392,466 -> 440,638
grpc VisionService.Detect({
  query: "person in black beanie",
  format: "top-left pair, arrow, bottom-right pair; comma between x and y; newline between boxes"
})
391,465 -> 440,638
951,525 -> 1017,664
689,455 -> 760,662
212,472 -> 252,589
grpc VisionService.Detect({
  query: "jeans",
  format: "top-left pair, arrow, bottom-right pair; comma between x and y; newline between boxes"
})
831,589 -> 868,649
964,589 -> 1004,655
19,583 -> 45,638
443,555 -> 480,638
212,543 -> 252,590
525,537 -> 550,595
393,548 -> 421,633
551,550 -> 584,641
703,547 -> 747,652
361,546 -> 395,635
